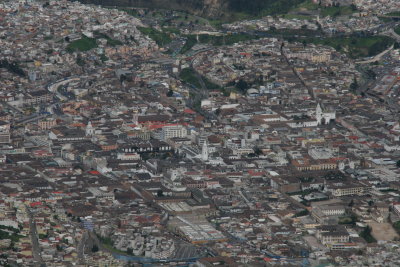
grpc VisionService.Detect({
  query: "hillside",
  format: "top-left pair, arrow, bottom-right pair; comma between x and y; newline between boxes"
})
73,0 -> 305,18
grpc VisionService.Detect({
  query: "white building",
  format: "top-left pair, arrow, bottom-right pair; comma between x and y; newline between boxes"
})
316,103 -> 336,125
161,125 -> 187,141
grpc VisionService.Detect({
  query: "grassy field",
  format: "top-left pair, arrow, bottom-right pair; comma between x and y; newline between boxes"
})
66,35 -> 97,53
298,35 -> 394,58
138,27 -> 172,46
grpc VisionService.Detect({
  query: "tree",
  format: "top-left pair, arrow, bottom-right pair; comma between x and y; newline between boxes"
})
396,160 -> 400,168
166,89 -> 174,97
235,79 -> 249,94
91,244 -> 99,253
127,248 -> 133,255
254,147 -> 263,155
120,74 -> 127,83
76,54 -> 85,66
157,190 -> 164,197
360,226 -> 376,243
350,77 -> 359,91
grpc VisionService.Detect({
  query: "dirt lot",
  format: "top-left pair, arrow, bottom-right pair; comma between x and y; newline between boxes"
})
368,222 -> 399,241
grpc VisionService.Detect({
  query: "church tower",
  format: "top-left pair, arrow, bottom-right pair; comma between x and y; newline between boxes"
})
86,121 -> 94,136
316,103 -> 323,125
132,113 -> 139,125
202,141 -> 209,161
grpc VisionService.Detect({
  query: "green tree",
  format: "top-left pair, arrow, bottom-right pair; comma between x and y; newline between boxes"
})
235,79 -> 249,94
166,89 -> 174,97
360,226 -> 376,243
350,77 -> 359,91
91,244 -> 99,253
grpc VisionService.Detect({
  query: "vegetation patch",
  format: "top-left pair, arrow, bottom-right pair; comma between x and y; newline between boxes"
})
228,0 -> 306,17
0,60 -> 25,77
297,35 -> 395,59
395,26 -> 400,36
338,214 -> 358,225
93,31 -> 123,46
179,68 -> 221,90
386,12 -> 400,17
292,0 -> 357,17
180,68 -> 202,88
319,4 -> 357,17
0,226 -> 24,243
138,27 -> 172,46
393,221 -> 400,234
360,226 -> 377,243
280,14 -> 313,20
66,35 -> 97,53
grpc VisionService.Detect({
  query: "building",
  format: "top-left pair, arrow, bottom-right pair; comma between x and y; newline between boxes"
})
24,90 -> 52,105
38,118 -> 57,130
330,182 -> 369,197
160,125 -> 187,141
0,131 -> 10,144
316,225 -> 350,246
316,103 -> 336,125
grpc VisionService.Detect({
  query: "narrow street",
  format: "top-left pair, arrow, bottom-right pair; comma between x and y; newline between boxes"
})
27,207 -> 45,267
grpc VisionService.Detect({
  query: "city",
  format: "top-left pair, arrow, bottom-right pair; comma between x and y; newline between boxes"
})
0,0 -> 400,266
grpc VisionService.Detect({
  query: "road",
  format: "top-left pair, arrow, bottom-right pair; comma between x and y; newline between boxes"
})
27,207 -> 45,267
15,113 -> 48,124
388,29 -> 400,42
356,44 -> 394,64
238,189 -> 253,208
0,101 -> 23,115
281,45 -> 315,100
77,230 -> 90,262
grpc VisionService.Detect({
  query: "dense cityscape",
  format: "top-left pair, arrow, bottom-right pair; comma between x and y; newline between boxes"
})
0,0 -> 400,266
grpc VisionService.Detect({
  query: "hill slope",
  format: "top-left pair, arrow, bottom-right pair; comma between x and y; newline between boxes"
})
73,0 -> 305,18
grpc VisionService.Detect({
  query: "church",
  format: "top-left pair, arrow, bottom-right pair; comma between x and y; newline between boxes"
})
316,103 -> 336,125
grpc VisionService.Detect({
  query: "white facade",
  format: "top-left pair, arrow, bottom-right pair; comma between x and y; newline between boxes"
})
316,103 -> 336,125
161,125 -> 187,141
